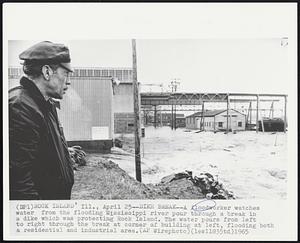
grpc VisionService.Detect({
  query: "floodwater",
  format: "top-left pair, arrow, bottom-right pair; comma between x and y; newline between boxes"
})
111,126 -> 287,199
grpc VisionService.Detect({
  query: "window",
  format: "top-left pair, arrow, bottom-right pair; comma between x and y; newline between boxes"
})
218,122 -> 223,127
124,70 -> 128,80
102,70 -> 108,76
95,70 -> 101,76
109,70 -> 114,77
238,122 -> 242,127
116,70 -> 122,80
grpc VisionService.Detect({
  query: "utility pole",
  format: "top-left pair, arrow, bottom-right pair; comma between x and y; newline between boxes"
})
169,79 -> 180,130
169,84 -> 174,130
132,39 -> 141,182
226,94 -> 229,133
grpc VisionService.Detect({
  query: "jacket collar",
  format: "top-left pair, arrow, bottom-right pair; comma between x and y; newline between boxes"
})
20,76 -> 51,110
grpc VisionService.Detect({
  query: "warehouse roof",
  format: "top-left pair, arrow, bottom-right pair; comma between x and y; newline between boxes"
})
186,109 -> 245,118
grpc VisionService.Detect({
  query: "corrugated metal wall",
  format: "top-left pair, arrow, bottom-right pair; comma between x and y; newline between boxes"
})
58,77 -> 113,141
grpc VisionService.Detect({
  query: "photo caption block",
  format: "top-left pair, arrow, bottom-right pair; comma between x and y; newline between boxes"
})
9,200 -> 290,240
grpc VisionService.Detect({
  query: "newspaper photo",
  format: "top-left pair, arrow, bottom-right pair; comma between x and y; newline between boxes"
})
3,3 -> 298,241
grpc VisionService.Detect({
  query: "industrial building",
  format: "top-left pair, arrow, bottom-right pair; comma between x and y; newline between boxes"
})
57,75 -> 114,152
113,82 -> 141,134
186,109 -> 246,131
143,112 -> 186,128
8,66 -> 137,152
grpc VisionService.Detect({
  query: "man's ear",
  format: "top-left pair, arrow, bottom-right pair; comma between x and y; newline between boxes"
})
41,65 -> 52,80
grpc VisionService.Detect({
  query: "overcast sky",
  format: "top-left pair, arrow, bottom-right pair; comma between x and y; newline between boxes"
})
9,38 -> 289,94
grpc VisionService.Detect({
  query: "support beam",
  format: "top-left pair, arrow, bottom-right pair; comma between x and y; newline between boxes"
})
269,101 -> 274,118
249,102 -> 252,124
154,105 -> 157,128
256,95 -> 259,133
141,92 -> 286,106
226,95 -> 229,133
174,104 -> 177,130
171,105 -> 174,130
160,108 -> 163,127
284,96 -> 287,133
202,103 -> 205,131
246,102 -> 251,125
214,116 -> 216,132
256,95 -> 265,133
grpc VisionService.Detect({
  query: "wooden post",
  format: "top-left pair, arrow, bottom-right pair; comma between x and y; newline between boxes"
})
249,102 -> 252,125
160,108 -> 163,127
226,95 -> 229,133
228,96 -> 231,131
144,110 -> 148,126
174,104 -> 177,130
171,104 -> 174,130
256,95 -> 259,133
284,96 -> 287,133
132,39 -> 141,182
257,95 -> 265,133
269,101 -> 274,118
246,102 -> 251,127
214,116 -> 216,132
202,102 -> 205,131
154,105 -> 157,128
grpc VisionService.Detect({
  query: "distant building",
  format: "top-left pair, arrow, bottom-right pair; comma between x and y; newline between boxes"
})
186,109 -> 246,131
143,112 -> 185,127
258,118 -> 285,132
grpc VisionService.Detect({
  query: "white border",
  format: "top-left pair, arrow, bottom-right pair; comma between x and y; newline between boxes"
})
3,3 -> 298,241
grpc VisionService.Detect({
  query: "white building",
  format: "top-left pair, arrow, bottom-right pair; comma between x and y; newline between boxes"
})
186,109 -> 246,131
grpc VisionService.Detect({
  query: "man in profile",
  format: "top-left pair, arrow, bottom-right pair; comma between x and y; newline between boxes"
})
9,41 -> 75,200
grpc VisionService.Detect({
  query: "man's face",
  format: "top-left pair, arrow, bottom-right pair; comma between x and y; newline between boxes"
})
47,65 -> 71,99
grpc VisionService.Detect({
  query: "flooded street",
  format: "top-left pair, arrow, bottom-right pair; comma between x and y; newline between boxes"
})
112,126 -> 287,200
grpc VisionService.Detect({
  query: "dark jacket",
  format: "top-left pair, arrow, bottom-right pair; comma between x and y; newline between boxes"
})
9,77 -> 74,200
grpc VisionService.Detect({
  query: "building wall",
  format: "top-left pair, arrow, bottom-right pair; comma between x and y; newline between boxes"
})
144,112 -> 185,126
214,111 -> 246,131
186,110 -> 246,131
8,67 -> 24,89
113,83 -> 134,112
186,116 -> 197,129
71,67 -> 133,82
58,76 -> 114,141
202,117 -> 215,131
114,113 -> 135,133
113,82 -> 141,134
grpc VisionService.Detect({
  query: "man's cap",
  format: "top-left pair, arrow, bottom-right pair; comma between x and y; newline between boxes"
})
19,41 -> 73,72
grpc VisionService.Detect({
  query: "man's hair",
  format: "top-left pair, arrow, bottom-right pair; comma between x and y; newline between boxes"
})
22,62 -> 60,79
